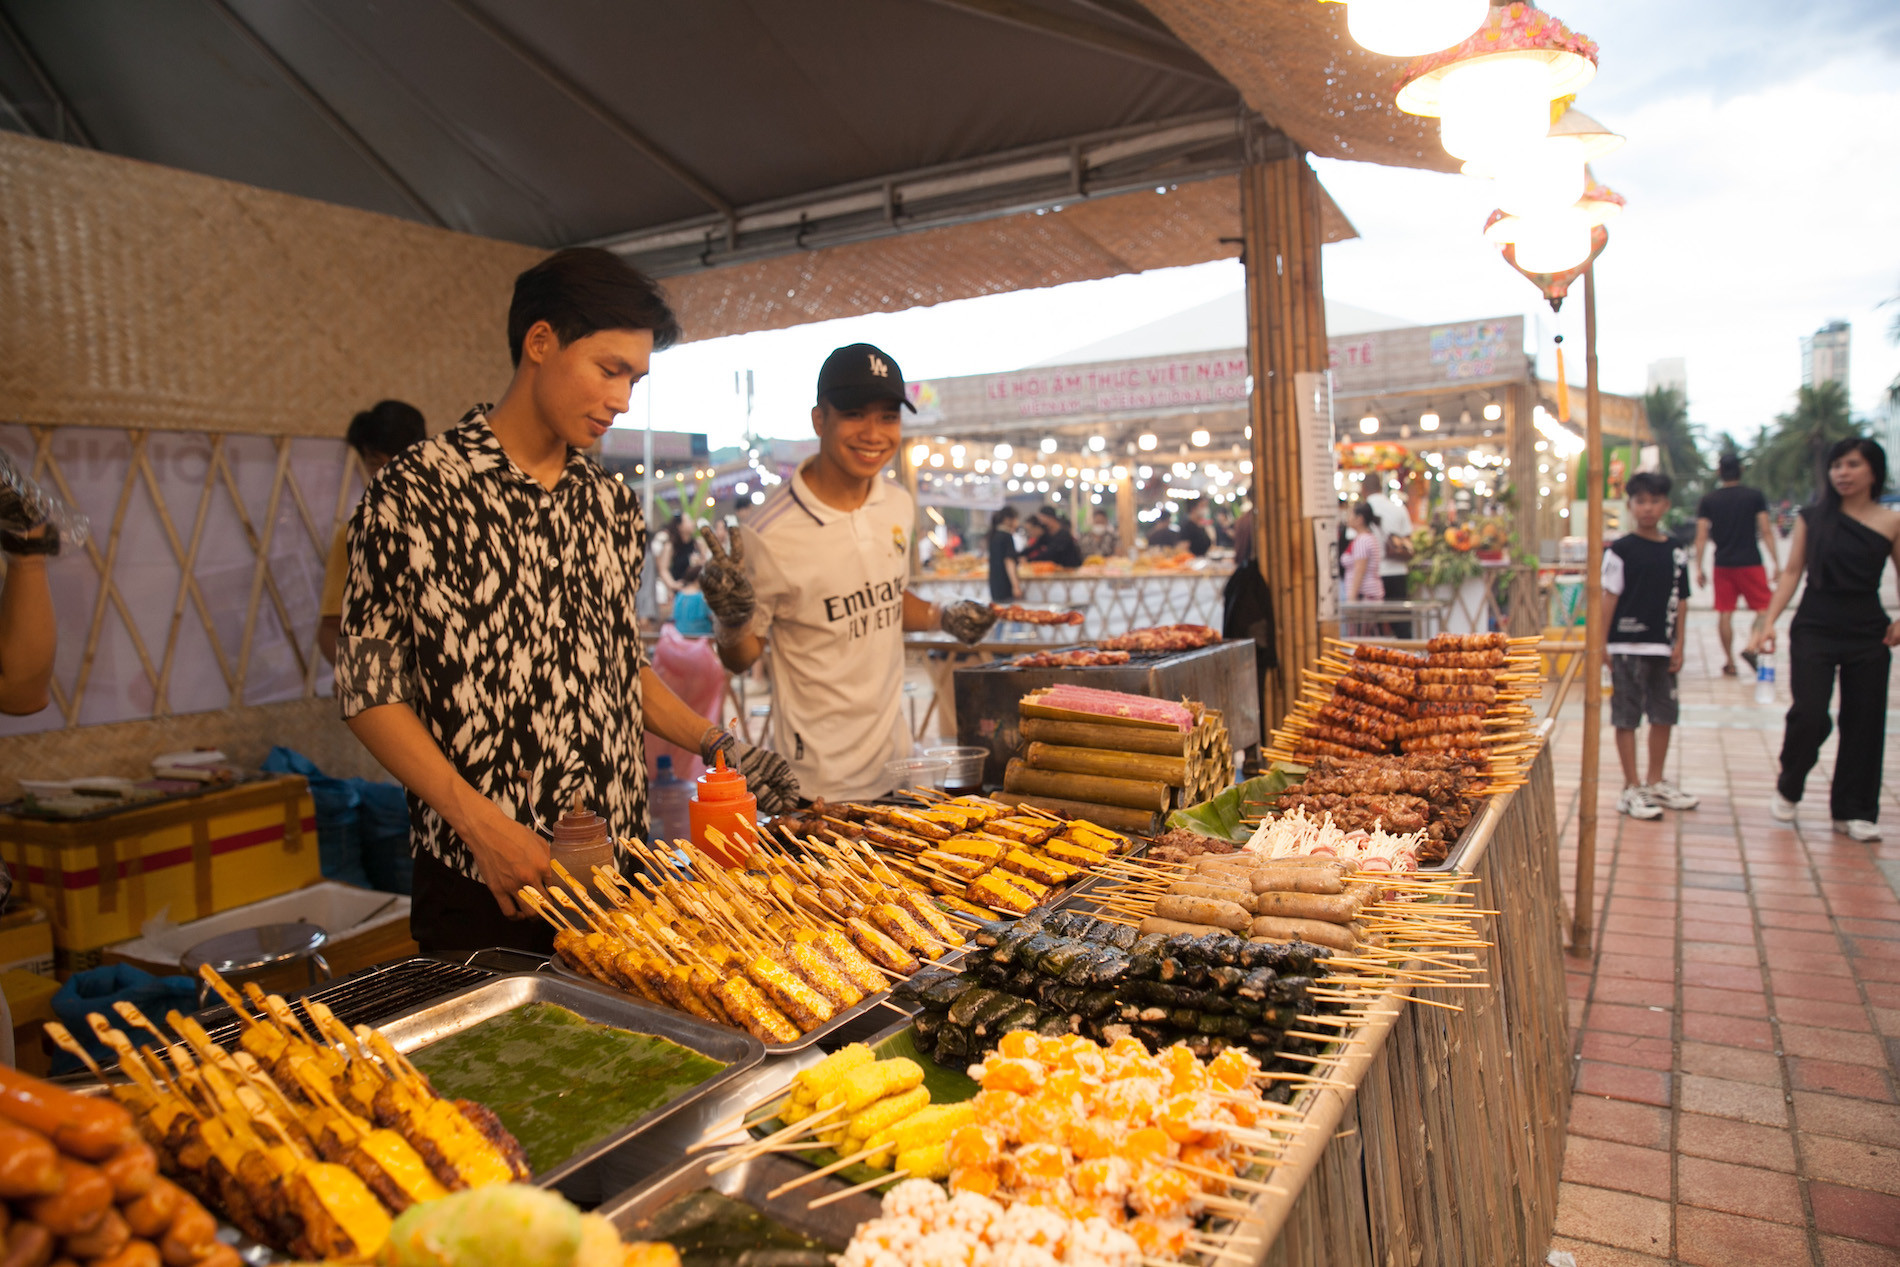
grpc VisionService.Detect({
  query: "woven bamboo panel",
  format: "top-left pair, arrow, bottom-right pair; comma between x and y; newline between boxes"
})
0,132 -> 538,437
0,423 -> 358,742
1319,744 -> 1566,1267
1145,0 -> 1462,174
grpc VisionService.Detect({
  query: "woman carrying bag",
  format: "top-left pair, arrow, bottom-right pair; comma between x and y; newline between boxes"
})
1749,437 -> 1900,842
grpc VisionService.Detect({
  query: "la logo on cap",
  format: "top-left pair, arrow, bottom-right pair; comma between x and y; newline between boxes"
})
868,354 -> 889,378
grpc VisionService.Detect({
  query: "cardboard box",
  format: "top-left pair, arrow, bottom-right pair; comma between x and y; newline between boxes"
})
104,881 -> 415,994
0,904 -> 53,977
0,777 -> 320,968
3,968 -> 61,1076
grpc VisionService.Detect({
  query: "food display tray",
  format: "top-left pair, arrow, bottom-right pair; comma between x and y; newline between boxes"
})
599,1146 -> 884,1256
546,952 -> 937,1054
376,972 -> 764,1187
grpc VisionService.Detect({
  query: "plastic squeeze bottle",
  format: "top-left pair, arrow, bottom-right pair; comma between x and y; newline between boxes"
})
548,803 -> 616,902
689,748 -> 757,867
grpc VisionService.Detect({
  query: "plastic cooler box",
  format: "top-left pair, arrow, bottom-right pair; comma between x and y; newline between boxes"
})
0,776 -> 320,974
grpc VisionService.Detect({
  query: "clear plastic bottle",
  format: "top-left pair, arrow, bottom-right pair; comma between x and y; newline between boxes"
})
1755,657 -> 1776,706
648,754 -> 691,845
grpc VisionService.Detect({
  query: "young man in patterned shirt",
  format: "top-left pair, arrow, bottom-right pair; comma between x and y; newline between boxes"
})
335,248 -> 798,954
699,344 -> 998,801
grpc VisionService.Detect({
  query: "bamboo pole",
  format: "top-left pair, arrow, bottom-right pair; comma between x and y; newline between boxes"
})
1571,263 -> 1605,957
1241,137 -> 1329,736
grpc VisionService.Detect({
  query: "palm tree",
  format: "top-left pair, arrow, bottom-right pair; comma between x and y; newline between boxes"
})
1642,385 -> 1706,508
1744,381 -> 1861,505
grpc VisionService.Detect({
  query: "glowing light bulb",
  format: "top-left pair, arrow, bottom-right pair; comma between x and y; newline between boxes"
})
994,443 -> 1012,459
1359,415 -> 1380,435
1512,208 -> 1594,274
1437,57 -> 1554,165
909,444 -> 929,466
1137,433 -> 1158,451
1039,437 -> 1058,454
1345,0 -> 1488,56
1470,135 -> 1586,217
1419,411 -> 1441,432
1483,403 -> 1503,422
1191,429 -> 1211,447
1088,435 -> 1107,452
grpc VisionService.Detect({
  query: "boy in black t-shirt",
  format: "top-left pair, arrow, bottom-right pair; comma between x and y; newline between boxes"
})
1602,472 -> 1699,819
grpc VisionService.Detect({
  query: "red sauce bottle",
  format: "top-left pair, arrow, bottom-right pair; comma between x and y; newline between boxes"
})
689,748 -> 756,867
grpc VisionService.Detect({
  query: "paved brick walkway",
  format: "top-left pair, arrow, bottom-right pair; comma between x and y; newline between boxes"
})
1549,607 -> 1900,1264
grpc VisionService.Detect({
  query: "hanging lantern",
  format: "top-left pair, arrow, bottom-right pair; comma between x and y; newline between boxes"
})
1462,103 -> 1624,218
1484,168 -> 1623,294
1485,209 -> 1609,310
1395,3 -> 1599,166
1342,0 -> 1490,57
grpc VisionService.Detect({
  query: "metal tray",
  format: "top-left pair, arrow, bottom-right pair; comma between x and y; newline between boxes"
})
377,972 -> 764,1187
599,1148 -> 883,1257
544,952 -> 937,1055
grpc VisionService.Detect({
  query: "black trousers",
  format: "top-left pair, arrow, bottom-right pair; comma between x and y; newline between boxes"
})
1777,629 -> 1890,822
1381,573 -> 1412,639
410,844 -> 555,959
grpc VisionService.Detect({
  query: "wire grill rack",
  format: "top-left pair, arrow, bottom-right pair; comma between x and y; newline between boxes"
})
192,956 -> 492,1048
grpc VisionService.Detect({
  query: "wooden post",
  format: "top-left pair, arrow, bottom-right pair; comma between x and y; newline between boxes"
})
1505,382 -> 1542,636
1241,140 -> 1329,732
1571,263 -> 1605,956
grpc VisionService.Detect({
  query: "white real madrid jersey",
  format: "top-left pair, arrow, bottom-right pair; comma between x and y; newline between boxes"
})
739,463 -> 915,801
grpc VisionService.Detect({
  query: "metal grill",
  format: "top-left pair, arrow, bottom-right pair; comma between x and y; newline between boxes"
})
191,957 -> 492,1048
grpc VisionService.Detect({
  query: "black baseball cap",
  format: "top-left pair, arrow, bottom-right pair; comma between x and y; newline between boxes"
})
816,343 -> 916,412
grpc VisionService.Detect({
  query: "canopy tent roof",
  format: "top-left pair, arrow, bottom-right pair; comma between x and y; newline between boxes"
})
0,0 -> 1440,341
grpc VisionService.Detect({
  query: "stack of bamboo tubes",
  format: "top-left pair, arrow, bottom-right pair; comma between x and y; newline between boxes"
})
996,700 -> 1232,835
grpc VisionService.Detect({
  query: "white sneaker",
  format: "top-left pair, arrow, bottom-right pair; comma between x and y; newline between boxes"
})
1834,819 -> 1882,842
1771,793 -> 1797,823
1647,781 -> 1700,811
1618,785 -> 1663,820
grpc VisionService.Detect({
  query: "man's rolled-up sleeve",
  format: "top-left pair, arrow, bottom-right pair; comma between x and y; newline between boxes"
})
335,487 -> 419,719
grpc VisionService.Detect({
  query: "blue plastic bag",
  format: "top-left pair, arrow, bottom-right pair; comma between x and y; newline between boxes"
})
50,963 -> 197,1074
357,782 -> 413,896
263,746 -> 369,888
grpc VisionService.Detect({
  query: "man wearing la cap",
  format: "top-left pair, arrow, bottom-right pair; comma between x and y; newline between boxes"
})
701,344 -> 999,800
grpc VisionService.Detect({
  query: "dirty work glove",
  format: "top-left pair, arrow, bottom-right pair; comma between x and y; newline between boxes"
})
937,599 -> 999,645
0,451 -> 59,557
699,726 -> 802,814
698,526 -> 756,643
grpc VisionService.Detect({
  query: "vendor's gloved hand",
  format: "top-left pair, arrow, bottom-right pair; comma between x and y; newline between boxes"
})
698,527 -> 756,639
0,451 -> 59,557
938,599 -> 999,645
699,726 -> 802,814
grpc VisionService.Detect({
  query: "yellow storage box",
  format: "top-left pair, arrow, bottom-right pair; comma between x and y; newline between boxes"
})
0,776 -> 319,968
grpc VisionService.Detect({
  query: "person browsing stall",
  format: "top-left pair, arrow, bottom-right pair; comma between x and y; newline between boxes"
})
988,506 -> 1023,603
699,344 -> 1000,801
1749,437 -> 1900,842
335,248 -> 799,956
1603,472 -> 1699,820
318,401 -> 427,666
1693,453 -> 1780,677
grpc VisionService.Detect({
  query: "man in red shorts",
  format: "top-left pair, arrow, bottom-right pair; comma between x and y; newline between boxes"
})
1694,453 -> 1780,676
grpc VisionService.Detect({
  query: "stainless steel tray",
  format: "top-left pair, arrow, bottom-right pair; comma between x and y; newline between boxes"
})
600,1148 -> 884,1257
548,949 -> 957,1053
377,972 -> 764,1187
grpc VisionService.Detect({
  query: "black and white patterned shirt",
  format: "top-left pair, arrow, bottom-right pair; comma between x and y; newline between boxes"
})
335,408 -> 649,881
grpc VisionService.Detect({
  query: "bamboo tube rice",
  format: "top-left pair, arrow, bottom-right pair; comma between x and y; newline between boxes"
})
988,791 -> 1160,836
1003,758 -> 1170,810
1018,717 -> 1193,756
1023,741 -> 1188,786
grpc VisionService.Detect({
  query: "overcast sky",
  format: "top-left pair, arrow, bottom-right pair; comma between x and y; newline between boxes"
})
632,1 -> 1900,454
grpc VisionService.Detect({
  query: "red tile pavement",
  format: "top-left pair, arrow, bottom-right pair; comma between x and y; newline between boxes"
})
1548,614 -> 1900,1263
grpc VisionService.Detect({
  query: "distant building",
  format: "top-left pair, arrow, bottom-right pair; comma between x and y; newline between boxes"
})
1801,320 -> 1850,389
1646,357 -> 1687,396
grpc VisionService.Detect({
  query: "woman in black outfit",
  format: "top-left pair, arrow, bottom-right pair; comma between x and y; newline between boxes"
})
1750,437 -> 1900,841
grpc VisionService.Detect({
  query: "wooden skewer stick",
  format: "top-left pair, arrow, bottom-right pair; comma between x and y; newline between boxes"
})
806,1167 -> 911,1210
761,1142 -> 885,1196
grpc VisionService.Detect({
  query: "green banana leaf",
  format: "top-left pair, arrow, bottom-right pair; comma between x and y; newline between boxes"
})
1165,765 -> 1307,843
746,1024 -> 980,1190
